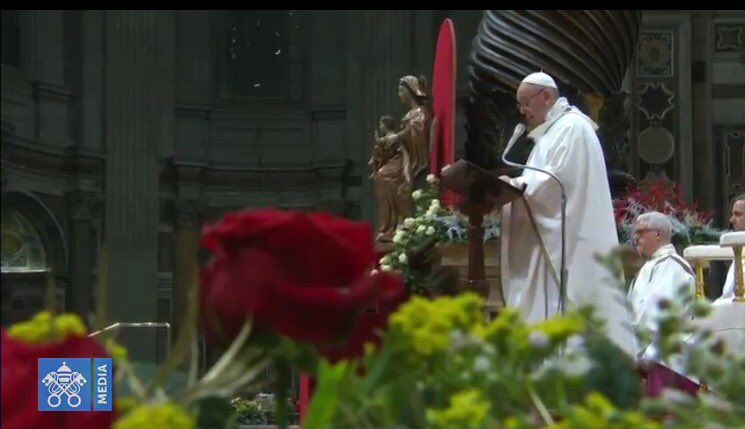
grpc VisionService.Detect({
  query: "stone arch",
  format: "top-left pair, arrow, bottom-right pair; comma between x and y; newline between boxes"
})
1,191 -> 67,273
1,191 -> 68,325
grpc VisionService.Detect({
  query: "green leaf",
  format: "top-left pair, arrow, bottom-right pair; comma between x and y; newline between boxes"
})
195,396 -> 239,429
302,361 -> 349,429
582,333 -> 642,409
274,359 -> 291,429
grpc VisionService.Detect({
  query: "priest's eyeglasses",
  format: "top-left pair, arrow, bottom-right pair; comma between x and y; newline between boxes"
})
517,89 -> 546,110
633,228 -> 659,236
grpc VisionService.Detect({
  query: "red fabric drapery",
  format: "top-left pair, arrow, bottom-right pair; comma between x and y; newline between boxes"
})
430,19 -> 458,207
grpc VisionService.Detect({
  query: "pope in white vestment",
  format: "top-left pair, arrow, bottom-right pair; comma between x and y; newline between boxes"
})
500,72 -> 639,356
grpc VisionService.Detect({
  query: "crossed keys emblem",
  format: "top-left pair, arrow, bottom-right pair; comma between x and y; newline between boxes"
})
41,361 -> 87,408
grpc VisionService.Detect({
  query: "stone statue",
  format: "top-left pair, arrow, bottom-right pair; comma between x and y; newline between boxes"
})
372,75 -> 432,242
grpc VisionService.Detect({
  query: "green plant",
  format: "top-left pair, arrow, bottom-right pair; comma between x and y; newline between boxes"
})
303,254 -> 745,429
231,394 -> 299,426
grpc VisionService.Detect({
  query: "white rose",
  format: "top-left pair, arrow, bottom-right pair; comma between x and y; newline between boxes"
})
412,190 -> 423,200
566,335 -> 585,351
555,354 -> 593,377
449,330 -> 466,350
474,355 -> 490,372
416,225 -> 426,234
430,199 -> 441,208
380,265 -> 392,272
426,174 -> 437,184
398,253 -> 408,264
425,226 -> 435,236
403,217 -> 415,228
393,232 -> 405,243
528,330 -> 550,349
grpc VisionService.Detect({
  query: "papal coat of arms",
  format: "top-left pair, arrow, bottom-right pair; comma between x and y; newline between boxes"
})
38,358 -> 92,411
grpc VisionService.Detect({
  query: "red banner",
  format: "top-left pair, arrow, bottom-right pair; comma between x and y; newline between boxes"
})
431,19 -> 459,207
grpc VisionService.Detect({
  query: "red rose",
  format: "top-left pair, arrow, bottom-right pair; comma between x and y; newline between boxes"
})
1,330 -> 115,429
199,209 -> 406,360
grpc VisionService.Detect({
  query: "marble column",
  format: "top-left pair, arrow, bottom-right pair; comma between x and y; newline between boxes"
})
104,11 -> 173,362
66,191 -> 98,325
691,12 -> 716,212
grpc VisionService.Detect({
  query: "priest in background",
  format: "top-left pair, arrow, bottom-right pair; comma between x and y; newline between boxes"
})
715,193 -> 745,303
627,211 -> 698,396
499,71 -> 639,357
628,211 -> 696,338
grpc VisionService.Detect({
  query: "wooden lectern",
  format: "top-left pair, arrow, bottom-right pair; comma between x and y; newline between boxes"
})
439,160 -> 524,311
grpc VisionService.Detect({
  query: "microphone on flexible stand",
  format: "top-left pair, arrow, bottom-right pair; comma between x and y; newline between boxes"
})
501,123 -> 568,316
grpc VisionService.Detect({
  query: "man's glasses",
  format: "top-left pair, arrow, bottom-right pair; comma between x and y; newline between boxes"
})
633,228 -> 658,236
516,89 -> 545,110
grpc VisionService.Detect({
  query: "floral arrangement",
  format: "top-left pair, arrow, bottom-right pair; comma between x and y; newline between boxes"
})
4,207 -> 743,429
379,173 -> 500,295
1,209 -> 406,429
302,269 -> 745,429
613,179 -> 725,247
303,293 -> 649,429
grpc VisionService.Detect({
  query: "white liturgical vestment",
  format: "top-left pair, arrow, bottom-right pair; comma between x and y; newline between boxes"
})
628,244 -> 695,377
628,244 -> 696,336
714,259 -> 745,303
500,97 -> 639,356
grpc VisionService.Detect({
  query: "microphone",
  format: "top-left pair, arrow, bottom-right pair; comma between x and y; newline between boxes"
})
501,123 -> 568,317
503,123 -> 526,157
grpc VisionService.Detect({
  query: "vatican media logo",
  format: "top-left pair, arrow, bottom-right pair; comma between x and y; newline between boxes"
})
38,358 -> 113,412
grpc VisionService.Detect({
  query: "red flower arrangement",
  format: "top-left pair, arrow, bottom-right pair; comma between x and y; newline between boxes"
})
613,179 -> 721,246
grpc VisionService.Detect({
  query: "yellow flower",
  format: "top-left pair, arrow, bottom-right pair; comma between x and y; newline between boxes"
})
113,403 -> 195,429
476,308 -> 532,355
549,392 -> 662,429
7,311 -> 87,343
389,293 -> 485,358
363,341 -> 379,360
531,312 -> 586,345
426,389 -> 489,429
115,397 -> 138,416
105,338 -> 128,361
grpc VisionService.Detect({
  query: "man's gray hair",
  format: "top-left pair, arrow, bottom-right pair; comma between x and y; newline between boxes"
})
635,211 -> 672,242
734,193 -> 745,204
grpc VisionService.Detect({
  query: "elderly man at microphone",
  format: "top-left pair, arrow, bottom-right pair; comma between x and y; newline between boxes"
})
499,71 -> 638,357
